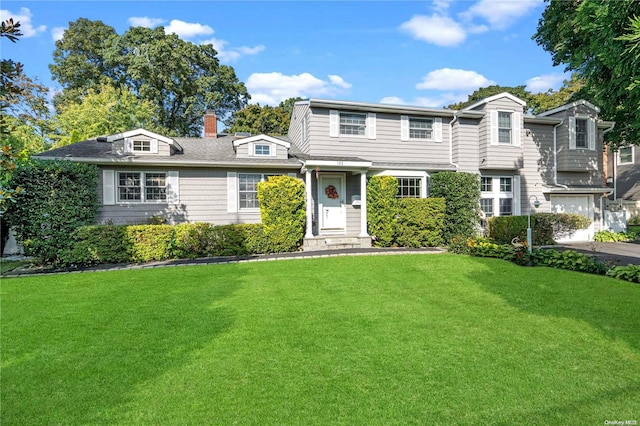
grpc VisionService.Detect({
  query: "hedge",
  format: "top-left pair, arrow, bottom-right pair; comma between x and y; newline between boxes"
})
367,176 -> 398,247
487,213 -> 592,245
395,198 -> 445,248
429,172 -> 480,243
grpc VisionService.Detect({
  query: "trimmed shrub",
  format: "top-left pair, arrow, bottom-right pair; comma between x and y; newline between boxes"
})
367,176 -> 398,247
172,222 -> 217,259
488,213 -> 592,245
126,225 -> 175,262
59,225 -> 130,266
429,172 -> 480,243
466,237 -> 530,265
396,198 -> 445,247
257,175 -> 305,253
4,159 -> 99,265
535,213 -> 591,241
487,216 -> 532,245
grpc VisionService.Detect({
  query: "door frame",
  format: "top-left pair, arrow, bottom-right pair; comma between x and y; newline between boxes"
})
317,172 -> 347,234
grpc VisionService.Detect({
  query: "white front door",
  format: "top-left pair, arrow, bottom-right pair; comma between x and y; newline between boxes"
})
551,195 -> 594,242
318,174 -> 346,233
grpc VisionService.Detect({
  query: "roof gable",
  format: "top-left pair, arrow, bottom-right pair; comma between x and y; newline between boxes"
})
107,128 -> 183,152
537,100 -> 600,117
232,134 -> 291,149
462,92 -> 527,110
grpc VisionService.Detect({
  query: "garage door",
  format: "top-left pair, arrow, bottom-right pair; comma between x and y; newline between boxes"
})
550,195 -> 594,242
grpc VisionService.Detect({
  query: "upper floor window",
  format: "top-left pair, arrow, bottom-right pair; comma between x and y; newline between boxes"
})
498,112 -> 512,144
254,144 -> 271,156
619,146 -> 634,165
133,140 -> 151,152
575,118 -> 588,148
409,118 -> 433,139
397,178 -> 422,198
340,113 -> 366,136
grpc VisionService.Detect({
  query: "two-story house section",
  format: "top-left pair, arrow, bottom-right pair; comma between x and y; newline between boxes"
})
607,143 -> 639,202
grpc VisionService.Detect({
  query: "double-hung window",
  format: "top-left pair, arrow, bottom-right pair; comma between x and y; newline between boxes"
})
575,118 -> 588,149
619,146 -> 634,165
117,172 -> 167,203
254,144 -> 271,156
480,176 -> 514,218
397,178 -> 422,198
498,112 -> 512,144
340,112 -> 366,136
409,118 -> 433,140
238,173 -> 276,210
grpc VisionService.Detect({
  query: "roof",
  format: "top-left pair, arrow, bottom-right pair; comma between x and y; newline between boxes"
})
35,135 -> 303,169
307,98 -> 459,118
537,100 -> 601,116
462,92 -> 527,111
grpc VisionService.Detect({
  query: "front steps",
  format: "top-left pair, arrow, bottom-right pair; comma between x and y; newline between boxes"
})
303,235 -> 372,251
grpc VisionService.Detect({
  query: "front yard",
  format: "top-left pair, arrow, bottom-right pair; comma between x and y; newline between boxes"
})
2,254 -> 639,424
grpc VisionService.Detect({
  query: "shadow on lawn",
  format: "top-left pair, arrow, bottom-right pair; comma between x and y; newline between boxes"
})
2,270 -> 242,425
466,257 -> 640,353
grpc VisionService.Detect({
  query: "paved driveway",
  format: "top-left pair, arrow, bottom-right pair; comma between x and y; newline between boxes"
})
555,241 -> 640,266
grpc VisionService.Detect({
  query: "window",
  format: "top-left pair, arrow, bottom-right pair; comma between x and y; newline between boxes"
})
480,176 -> 514,218
340,112 -> 366,136
254,144 -> 271,156
575,118 -> 588,148
397,178 -> 422,198
619,146 -> 633,165
498,112 -> 512,144
480,177 -> 492,192
409,118 -> 433,139
133,140 -> 152,152
117,172 -> 167,203
238,173 -> 276,210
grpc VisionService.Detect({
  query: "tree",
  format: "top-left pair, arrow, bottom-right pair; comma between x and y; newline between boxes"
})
226,98 -> 302,135
534,0 -> 640,148
529,74 -> 588,115
50,83 -> 166,147
447,85 -> 535,110
50,19 -> 250,136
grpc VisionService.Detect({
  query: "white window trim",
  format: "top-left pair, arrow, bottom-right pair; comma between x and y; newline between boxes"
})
103,170 -> 178,205
330,110 -> 374,139
480,175 -> 519,217
230,173 -> 297,212
124,138 -> 159,155
617,146 -> 635,165
249,142 -> 276,157
374,170 -> 428,198
490,110 -> 521,147
401,116 -> 442,142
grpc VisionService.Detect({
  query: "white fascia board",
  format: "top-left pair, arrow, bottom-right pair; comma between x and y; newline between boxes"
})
233,134 -> 291,149
35,156 -> 301,169
372,169 -> 427,177
107,128 -> 182,151
537,100 -> 601,117
523,115 -> 562,125
308,98 -> 456,118
462,92 -> 527,111
304,159 -> 372,169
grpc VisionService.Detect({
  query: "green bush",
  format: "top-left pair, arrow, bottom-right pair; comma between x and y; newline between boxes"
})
395,198 -> 445,247
172,223 -> 217,259
60,225 -> 130,266
4,159 -> 99,265
367,176 -> 399,247
466,237 -> 530,265
126,225 -> 175,262
628,216 -> 640,226
429,172 -> 480,243
487,216 -> 532,245
594,230 -> 639,242
488,213 -> 591,245
531,249 -> 608,275
257,175 -> 305,253
606,265 -> 640,283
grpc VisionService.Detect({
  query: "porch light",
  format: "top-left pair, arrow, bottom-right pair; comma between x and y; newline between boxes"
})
527,195 -> 541,254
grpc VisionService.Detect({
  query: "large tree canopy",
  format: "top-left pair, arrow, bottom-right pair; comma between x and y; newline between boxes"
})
50,18 -> 250,137
534,0 -> 640,148
226,98 -> 302,135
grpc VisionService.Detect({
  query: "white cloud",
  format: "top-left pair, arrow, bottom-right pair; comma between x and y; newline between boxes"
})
201,37 -> 265,63
246,72 -> 351,105
51,27 -> 66,42
128,16 -> 165,28
381,93 -> 467,108
462,0 -> 542,30
164,19 -> 214,39
0,7 -> 46,38
416,68 -> 495,91
399,15 -> 466,47
380,96 -> 405,105
525,73 -> 566,93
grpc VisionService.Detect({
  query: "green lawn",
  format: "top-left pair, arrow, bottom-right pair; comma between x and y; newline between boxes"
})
2,254 -> 639,425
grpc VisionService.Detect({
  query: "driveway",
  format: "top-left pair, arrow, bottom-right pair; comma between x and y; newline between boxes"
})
555,240 -> 640,266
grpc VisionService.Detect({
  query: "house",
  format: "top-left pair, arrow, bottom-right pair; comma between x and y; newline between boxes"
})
605,143 -> 640,221
35,93 -> 614,249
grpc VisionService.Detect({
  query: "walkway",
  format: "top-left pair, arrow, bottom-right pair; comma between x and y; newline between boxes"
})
555,241 -> 640,266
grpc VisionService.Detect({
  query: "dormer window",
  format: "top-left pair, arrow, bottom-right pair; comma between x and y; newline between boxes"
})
254,144 -> 271,156
133,140 -> 152,152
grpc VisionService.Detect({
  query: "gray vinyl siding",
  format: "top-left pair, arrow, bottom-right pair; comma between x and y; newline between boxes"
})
234,142 -> 289,160
452,118 -> 480,173
98,166 -> 298,225
616,147 -> 640,200
112,137 -> 172,156
289,103 -> 311,154
477,98 -> 524,170
520,123 -> 552,213
307,108 -> 451,164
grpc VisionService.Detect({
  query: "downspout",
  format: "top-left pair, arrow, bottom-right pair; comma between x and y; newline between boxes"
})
449,112 -> 459,169
600,190 -> 614,231
553,119 -> 569,189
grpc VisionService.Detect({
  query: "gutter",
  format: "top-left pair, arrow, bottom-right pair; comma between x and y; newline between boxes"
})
552,119 -> 568,189
33,156 -> 302,169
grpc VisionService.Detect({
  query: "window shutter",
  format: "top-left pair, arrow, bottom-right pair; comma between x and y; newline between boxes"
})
124,138 -> 133,154
569,116 -> 576,150
102,169 -> 115,205
588,118 -> 596,150
434,117 -> 442,142
367,113 -> 376,140
248,143 -> 254,156
329,110 -> 339,137
513,112 -> 521,147
151,139 -> 158,154
490,110 -> 498,145
166,171 -> 179,204
227,172 -> 237,213
400,115 -> 409,141
512,175 -> 521,215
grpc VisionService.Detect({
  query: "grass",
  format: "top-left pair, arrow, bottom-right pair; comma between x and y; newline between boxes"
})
0,259 -> 28,275
2,254 -> 639,425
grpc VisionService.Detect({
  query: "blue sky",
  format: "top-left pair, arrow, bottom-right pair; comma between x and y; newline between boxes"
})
1,0 -> 567,108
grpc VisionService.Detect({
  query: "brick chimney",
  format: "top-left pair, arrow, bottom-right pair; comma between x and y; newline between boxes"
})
204,110 -> 217,138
